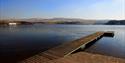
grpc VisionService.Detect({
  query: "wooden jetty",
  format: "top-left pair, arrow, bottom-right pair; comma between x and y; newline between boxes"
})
20,31 -> 114,63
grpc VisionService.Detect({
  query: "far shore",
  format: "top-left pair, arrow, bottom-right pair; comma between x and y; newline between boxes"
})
0,19 -> 125,26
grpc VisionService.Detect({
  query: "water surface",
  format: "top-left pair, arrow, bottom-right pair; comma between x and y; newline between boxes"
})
0,24 -> 125,62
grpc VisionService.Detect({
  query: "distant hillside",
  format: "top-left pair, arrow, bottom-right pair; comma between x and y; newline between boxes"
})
94,20 -> 109,25
0,18 -> 97,25
105,20 -> 125,25
3,18 -> 122,25
0,20 -> 33,26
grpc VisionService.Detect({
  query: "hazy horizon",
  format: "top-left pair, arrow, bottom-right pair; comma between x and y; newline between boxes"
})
0,0 -> 125,20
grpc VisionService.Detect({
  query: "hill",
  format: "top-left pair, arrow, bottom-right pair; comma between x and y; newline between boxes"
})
105,20 -> 125,25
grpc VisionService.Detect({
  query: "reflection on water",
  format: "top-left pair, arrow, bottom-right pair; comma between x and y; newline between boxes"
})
0,24 -> 125,62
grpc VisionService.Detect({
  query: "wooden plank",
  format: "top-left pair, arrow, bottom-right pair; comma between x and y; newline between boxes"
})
45,52 -> 125,63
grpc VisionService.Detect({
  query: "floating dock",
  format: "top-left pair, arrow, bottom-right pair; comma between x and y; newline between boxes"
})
20,31 -> 114,63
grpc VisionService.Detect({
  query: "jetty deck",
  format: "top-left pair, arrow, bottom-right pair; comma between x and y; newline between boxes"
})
20,31 -> 114,63
45,52 -> 125,63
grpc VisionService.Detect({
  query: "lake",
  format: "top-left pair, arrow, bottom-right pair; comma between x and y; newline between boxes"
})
0,24 -> 125,63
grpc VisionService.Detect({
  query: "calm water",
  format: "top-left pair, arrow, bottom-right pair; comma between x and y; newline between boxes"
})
0,24 -> 125,62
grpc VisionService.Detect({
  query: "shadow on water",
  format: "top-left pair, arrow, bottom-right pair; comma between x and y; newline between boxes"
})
72,35 -> 103,53
72,33 -> 114,54
84,32 -> 114,50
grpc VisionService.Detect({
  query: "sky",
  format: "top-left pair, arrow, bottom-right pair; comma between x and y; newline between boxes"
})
0,0 -> 125,20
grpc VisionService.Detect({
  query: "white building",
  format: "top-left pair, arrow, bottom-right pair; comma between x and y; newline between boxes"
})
8,23 -> 17,25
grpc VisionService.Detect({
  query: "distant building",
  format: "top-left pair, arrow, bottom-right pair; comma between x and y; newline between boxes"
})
8,23 -> 17,25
